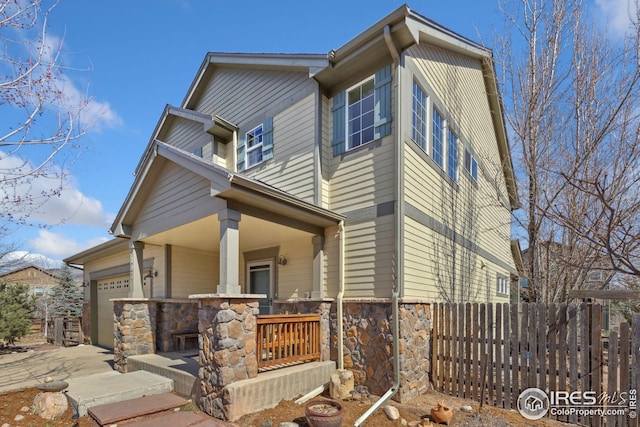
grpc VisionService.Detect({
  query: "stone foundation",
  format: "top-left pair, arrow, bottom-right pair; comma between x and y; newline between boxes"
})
195,295 -> 260,420
156,300 -> 199,352
331,299 -> 431,402
113,300 -> 156,372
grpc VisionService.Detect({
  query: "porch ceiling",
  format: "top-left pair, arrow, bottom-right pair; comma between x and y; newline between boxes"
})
141,213 -> 309,252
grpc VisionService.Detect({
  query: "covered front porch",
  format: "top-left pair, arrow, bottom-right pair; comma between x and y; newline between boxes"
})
112,295 -> 336,421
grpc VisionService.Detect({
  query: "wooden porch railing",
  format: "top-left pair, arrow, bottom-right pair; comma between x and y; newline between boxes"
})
256,313 -> 321,371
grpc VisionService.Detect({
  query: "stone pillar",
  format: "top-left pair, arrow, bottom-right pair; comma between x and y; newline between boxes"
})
311,235 -> 324,299
197,296 -> 259,420
129,241 -> 145,298
217,209 -> 241,294
113,300 -> 156,372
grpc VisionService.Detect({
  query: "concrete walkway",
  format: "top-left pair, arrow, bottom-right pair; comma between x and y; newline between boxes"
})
0,344 -> 115,393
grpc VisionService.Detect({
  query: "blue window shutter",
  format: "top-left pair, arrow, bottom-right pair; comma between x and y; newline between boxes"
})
262,117 -> 273,161
331,91 -> 346,156
237,134 -> 246,172
374,64 -> 392,139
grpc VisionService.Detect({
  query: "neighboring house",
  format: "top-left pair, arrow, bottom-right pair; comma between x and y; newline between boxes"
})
0,264 -> 59,298
65,5 -> 520,412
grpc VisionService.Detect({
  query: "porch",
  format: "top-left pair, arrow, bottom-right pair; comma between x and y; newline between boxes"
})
113,295 -> 335,421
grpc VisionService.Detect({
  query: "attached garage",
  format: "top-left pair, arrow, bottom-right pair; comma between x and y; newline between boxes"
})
96,276 -> 130,348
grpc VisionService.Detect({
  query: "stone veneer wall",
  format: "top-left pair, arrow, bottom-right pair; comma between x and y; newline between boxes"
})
113,300 -> 156,372
331,300 -> 432,402
272,299 -> 333,362
156,300 -> 199,352
197,296 -> 259,420
397,302 -> 431,402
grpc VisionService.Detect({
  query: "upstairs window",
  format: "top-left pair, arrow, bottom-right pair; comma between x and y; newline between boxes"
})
447,128 -> 459,182
347,78 -> 375,149
432,107 -> 445,168
237,117 -> 273,171
331,65 -> 392,156
246,124 -> 263,168
464,148 -> 478,182
412,81 -> 428,151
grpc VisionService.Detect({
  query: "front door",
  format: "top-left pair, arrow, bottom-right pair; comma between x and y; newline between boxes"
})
248,260 -> 273,315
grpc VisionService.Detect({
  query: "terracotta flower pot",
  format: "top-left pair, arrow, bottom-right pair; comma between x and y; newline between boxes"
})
305,398 -> 344,427
430,401 -> 453,425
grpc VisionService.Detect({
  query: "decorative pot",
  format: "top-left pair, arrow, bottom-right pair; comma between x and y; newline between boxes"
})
305,398 -> 344,427
430,401 -> 453,425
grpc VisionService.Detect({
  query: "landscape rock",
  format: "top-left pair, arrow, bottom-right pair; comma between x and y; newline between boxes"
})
383,405 -> 400,420
279,423 -> 299,427
329,369 -> 354,400
32,392 -> 68,419
2,422 -> 10,427
14,414 -> 25,421
461,405 -> 473,413
20,405 -> 30,411
44,376 -> 54,383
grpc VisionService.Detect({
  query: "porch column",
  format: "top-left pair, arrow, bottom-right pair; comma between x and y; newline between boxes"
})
311,235 -> 324,299
217,208 -> 241,294
129,240 -> 145,298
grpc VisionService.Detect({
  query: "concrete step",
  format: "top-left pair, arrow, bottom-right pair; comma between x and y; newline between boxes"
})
88,392 -> 188,425
65,370 -> 174,416
128,353 -> 198,397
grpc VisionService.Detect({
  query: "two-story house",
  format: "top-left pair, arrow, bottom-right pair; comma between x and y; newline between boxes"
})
65,4 -> 519,414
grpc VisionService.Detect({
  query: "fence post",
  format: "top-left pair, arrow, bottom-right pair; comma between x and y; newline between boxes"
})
54,317 -> 63,346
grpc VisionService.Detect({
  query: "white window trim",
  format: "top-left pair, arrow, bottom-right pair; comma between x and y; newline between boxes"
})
412,80 -> 429,153
245,124 -> 264,168
497,275 -> 509,296
345,75 -> 376,151
464,148 -> 479,182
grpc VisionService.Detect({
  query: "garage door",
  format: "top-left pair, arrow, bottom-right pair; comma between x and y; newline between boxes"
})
96,276 -> 129,348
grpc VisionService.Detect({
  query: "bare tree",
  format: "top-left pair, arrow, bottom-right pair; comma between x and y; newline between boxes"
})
1,0 -> 90,231
496,0 -> 640,302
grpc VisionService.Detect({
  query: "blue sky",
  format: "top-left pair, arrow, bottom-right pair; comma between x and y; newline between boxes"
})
1,0 -> 631,266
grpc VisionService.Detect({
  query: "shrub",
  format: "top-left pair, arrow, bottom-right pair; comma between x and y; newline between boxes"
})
0,282 -> 36,346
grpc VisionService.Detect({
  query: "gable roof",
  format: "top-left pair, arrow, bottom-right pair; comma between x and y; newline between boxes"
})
110,140 -> 344,239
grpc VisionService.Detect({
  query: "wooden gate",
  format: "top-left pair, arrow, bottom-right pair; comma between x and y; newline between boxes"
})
431,303 -> 639,426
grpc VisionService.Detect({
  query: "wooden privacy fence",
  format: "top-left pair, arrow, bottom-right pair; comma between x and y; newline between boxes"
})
256,313 -> 321,371
431,303 -> 640,427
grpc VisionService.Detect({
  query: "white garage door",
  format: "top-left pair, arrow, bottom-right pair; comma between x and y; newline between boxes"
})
96,276 -> 129,348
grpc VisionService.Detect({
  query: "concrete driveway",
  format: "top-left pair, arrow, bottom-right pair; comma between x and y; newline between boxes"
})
0,344 -> 115,393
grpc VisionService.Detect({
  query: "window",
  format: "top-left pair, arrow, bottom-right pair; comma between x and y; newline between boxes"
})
193,146 -> 203,158
464,148 -> 478,182
347,77 -> 375,149
246,124 -> 264,168
237,118 -> 273,172
447,128 -> 459,181
497,275 -> 509,296
412,81 -> 428,151
432,107 -> 445,168
331,65 -> 391,156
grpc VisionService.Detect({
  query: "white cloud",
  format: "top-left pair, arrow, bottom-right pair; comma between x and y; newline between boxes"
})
0,150 -> 113,227
595,0 -> 638,37
28,231 -> 109,259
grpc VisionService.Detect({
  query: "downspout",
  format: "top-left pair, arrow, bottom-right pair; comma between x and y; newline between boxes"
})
354,24 -> 402,427
337,220 -> 345,370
